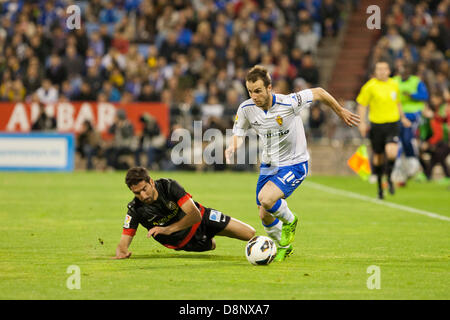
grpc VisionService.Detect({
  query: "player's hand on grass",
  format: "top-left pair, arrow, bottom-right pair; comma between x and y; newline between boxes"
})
339,108 -> 360,127
113,250 -> 132,259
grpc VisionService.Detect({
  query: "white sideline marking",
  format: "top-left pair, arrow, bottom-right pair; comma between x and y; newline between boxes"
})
306,181 -> 450,222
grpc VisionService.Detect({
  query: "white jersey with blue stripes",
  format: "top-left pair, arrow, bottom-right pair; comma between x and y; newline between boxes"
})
232,90 -> 314,167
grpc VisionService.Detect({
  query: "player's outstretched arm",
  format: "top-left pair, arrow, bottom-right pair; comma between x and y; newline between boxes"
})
146,198 -> 202,238
225,135 -> 245,164
113,234 -> 133,259
311,87 -> 360,127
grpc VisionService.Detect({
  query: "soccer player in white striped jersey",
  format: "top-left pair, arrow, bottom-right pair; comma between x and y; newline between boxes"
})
225,65 -> 360,261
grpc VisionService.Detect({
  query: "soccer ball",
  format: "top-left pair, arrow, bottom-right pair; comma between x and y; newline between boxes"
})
245,236 -> 277,265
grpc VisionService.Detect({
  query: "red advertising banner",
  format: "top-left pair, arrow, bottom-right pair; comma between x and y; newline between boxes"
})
0,101 -> 169,138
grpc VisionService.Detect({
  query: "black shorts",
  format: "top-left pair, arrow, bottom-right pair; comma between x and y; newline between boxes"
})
179,207 -> 231,252
369,121 -> 400,154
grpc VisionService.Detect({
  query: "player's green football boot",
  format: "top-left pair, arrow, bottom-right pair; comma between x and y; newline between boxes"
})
279,215 -> 298,247
273,244 -> 293,262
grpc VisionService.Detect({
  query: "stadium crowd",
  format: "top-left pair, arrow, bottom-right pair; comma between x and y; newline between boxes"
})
0,0 -> 448,179
0,0 -> 347,170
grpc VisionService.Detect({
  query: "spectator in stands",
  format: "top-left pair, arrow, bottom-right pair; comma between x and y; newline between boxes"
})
298,53 -> 320,86
101,46 -> 126,72
295,22 -> 320,54
0,0 -> 353,171
63,45 -> 84,79
36,78 -> 58,104
76,120 -> 102,170
386,26 -> 406,56
369,0 -> 449,114
6,55 -> 22,80
320,0 -> 341,37
418,92 -> 449,183
138,83 -> 159,102
105,109 -> 136,170
85,0 -> 103,23
84,65 -> 104,95
272,54 -> 298,83
23,64 -> 42,95
223,88 -> 241,123
309,104 -> 326,140
60,80 -> 78,100
159,29 -> 182,64
31,101 -> 56,131
101,81 -> 121,102
73,82 -> 96,101
134,113 -> 166,169
99,2 -> 120,24
50,26 -> 67,56
46,54 -> 67,85
89,30 -> 105,57
0,78 -> 25,102
109,67 -> 125,90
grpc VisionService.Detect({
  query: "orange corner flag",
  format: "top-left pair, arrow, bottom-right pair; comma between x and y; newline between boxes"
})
347,144 -> 371,180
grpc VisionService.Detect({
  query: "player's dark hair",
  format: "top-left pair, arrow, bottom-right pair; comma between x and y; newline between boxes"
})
125,167 -> 151,188
246,65 -> 272,87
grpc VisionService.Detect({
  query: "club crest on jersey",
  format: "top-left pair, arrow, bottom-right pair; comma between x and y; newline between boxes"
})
276,115 -> 283,126
391,91 -> 397,100
166,201 -> 177,211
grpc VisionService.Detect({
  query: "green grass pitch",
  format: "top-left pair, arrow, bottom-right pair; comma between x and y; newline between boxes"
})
0,171 -> 448,299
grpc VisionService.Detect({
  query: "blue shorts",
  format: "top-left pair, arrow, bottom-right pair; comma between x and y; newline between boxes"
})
256,161 -> 309,205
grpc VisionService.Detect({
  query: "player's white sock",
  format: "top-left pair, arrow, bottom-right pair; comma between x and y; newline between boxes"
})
268,199 -> 295,224
262,218 -> 282,246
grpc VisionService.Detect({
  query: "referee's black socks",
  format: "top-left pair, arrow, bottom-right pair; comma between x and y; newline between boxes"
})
385,159 -> 395,183
386,159 -> 396,195
373,164 -> 384,188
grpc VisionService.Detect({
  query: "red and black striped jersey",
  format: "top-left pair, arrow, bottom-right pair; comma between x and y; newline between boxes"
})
122,178 -> 200,247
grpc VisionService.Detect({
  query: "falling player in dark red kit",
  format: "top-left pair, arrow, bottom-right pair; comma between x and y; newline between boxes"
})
113,167 -> 255,259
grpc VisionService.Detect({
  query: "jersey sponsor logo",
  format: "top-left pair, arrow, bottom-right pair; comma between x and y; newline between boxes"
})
264,129 -> 289,138
276,115 -> 283,126
209,209 -> 225,223
123,214 -> 132,228
153,209 -> 178,226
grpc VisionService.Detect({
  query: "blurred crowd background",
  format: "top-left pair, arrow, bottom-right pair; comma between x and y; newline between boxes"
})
0,0 -> 448,177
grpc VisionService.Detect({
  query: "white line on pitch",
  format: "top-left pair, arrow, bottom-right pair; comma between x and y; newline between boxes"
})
306,181 -> 450,222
